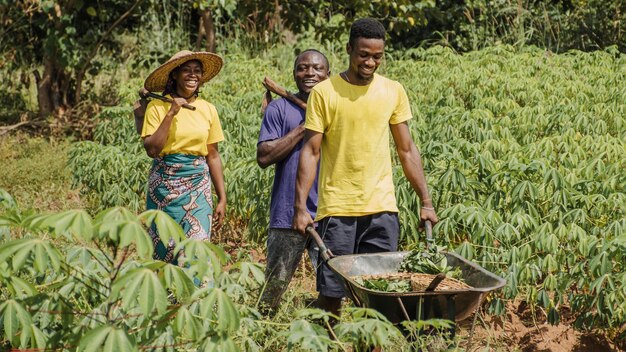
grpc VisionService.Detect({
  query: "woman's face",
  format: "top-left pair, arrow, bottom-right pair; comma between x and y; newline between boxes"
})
173,60 -> 203,97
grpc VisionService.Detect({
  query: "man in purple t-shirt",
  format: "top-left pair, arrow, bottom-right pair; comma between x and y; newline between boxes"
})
257,49 -> 330,312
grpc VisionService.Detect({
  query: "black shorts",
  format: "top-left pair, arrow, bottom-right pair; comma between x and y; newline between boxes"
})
316,212 -> 399,298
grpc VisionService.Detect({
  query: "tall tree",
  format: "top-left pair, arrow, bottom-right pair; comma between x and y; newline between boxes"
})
1,0 -> 144,117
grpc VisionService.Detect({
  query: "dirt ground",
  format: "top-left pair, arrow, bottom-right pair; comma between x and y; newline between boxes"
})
456,301 -> 620,352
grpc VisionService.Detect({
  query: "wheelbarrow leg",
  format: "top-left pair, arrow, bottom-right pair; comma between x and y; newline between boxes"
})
446,295 -> 456,338
396,297 -> 411,321
466,293 -> 483,350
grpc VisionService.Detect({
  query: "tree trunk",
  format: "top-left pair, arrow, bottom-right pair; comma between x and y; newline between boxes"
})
34,58 -> 55,117
197,8 -> 216,53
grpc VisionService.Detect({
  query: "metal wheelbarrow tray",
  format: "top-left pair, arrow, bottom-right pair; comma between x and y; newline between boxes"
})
326,251 -> 506,324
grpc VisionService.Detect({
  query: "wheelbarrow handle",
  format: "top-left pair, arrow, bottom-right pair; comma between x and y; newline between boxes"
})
425,219 -> 434,249
305,225 -> 334,262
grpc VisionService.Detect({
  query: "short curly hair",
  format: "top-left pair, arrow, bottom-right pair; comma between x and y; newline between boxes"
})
349,18 -> 386,47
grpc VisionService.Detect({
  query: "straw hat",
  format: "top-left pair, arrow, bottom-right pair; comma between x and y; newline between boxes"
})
144,50 -> 223,92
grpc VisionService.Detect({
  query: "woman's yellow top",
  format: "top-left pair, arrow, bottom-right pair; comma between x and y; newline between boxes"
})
141,95 -> 225,156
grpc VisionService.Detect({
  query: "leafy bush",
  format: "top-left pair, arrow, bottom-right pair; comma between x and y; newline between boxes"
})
0,190 -> 445,350
400,0 -> 626,52
69,106 -> 149,212
392,45 -> 625,334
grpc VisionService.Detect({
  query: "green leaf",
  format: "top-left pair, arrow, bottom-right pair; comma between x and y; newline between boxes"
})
178,239 -> 227,280
139,210 -> 185,247
86,6 -> 97,17
537,290 -> 551,308
103,327 -> 137,352
0,188 -> 17,209
202,288 -> 240,333
19,324 -> 47,350
456,241 -> 474,260
0,300 -> 32,346
163,263 -> 196,300
112,268 -> 167,316
7,276 -> 37,297
233,261 -> 265,287
94,207 -> 139,243
0,238 -> 61,273
118,221 -> 153,258
78,326 -> 113,352
335,307 -> 402,347
36,209 -> 94,240
285,319 -> 332,351
200,335 -> 238,352
547,307 -> 560,325
175,306 -> 202,339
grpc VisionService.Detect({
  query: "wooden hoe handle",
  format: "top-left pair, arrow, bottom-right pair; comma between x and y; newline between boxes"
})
262,76 -> 307,111
139,88 -> 196,111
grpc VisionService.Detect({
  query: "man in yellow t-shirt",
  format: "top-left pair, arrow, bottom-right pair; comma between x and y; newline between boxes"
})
293,18 -> 439,316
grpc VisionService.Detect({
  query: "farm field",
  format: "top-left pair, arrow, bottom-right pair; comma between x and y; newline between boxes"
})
1,44 -> 625,351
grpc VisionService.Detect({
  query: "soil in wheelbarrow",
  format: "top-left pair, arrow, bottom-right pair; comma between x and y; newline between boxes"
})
352,272 -> 471,293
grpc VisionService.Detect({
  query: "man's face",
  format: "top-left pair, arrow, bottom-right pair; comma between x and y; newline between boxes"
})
347,37 -> 384,83
294,52 -> 329,95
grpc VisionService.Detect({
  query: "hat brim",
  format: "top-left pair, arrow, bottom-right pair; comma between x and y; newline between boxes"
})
144,52 -> 223,92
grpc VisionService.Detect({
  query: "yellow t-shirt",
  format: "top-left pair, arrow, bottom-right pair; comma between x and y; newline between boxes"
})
141,96 -> 225,156
305,73 -> 412,220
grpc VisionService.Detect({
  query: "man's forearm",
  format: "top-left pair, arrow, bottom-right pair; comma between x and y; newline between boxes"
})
257,125 -> 304,168
294,145 -> 318,209
398,147 -> 433,207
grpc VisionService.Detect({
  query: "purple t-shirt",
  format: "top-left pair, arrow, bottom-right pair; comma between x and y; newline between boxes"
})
258,98 -> 318,229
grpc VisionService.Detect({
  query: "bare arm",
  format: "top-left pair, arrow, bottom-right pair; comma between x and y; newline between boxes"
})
293,129 -> 322,234
133,97 -> 148,135
206,143 -> 226,230
142,97 -> 187,158
256,124 -> 305,168
390,122 -> 438,225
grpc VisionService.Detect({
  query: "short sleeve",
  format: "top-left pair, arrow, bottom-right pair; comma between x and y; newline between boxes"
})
304,88 -> 325,133
207,104 -> 225,144
141,101 -> 162,137
258,101 -> 283,144
389,82 -> 412,125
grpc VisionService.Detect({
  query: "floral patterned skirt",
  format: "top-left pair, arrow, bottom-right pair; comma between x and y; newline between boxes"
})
146,153 -> 213,263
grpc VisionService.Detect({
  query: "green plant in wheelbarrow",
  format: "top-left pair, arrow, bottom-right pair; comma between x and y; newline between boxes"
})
399,242 -> 463,279
353,243 -> 468,294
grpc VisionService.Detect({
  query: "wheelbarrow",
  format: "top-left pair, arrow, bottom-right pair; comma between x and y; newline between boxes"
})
305,221 -> 506,326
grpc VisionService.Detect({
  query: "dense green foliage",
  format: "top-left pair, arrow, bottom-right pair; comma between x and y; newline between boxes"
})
67,45 -> 626,345
0,191 -> 456,350
69,106 -> 149,212
407,0 -> 626,52
1,0 -> 623,122
393,45 -> 625,334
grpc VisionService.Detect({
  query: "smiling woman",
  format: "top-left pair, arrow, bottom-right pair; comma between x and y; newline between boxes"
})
139,50 -> 227,265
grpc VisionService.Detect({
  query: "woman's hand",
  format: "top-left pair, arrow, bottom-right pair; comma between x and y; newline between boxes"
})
212,199 -> 226,232
168,97 -> 187,116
